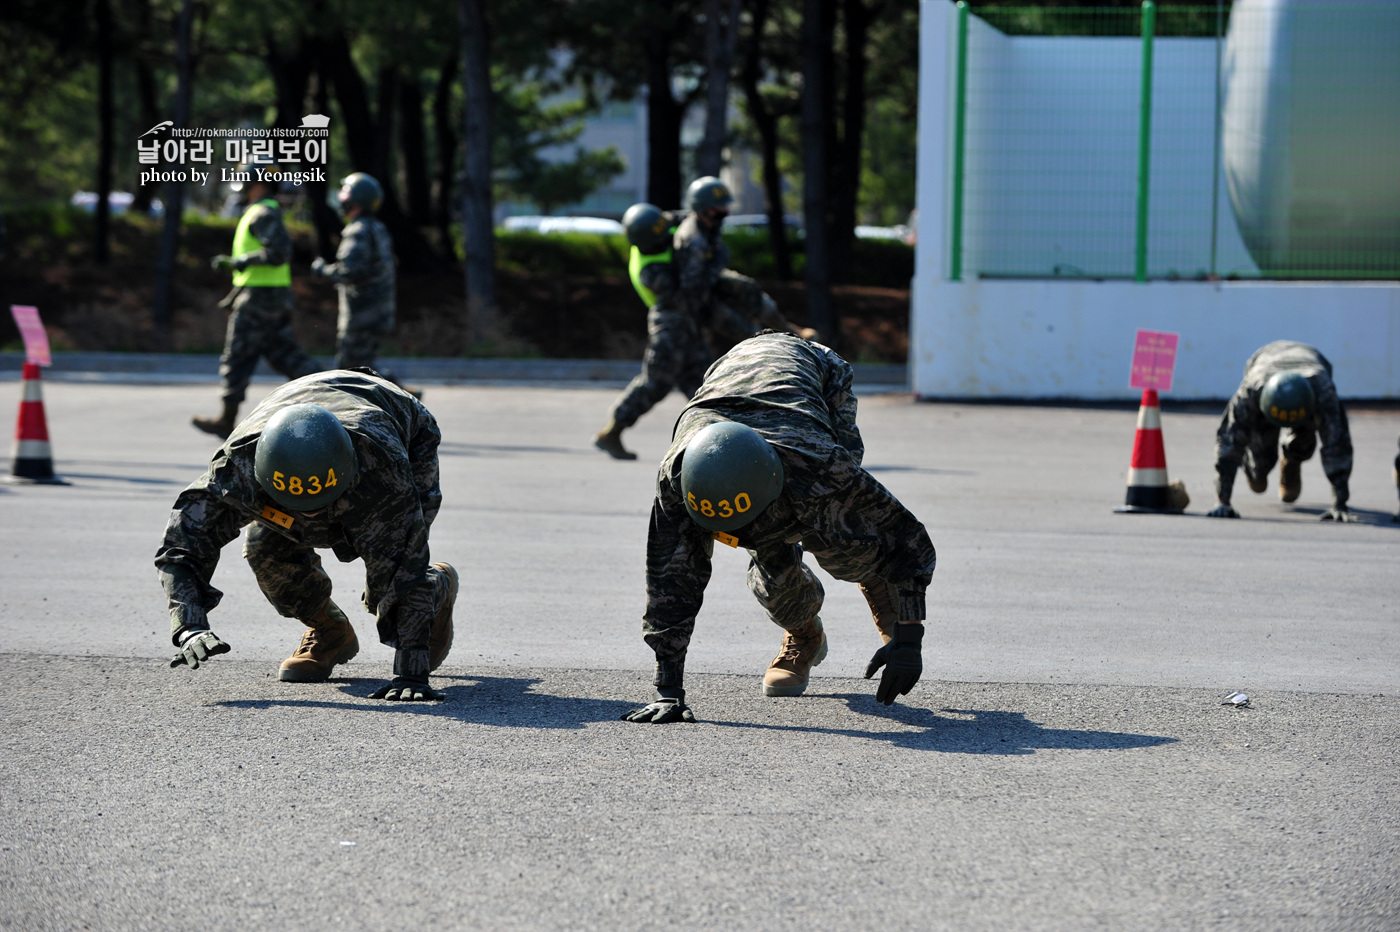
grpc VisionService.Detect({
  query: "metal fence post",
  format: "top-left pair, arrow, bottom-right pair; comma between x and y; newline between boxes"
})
1134,0 -> 1156,282
950,1 -> 969,282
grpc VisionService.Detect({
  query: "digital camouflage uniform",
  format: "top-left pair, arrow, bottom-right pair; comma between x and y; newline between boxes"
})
156,369 -> 449,678
643,331 -> 936,689
608,260 -> 714,429
1214,341 -> 1353,508
316,214 -> 397,369
217,201 -> 319,406
671,212 -> 789,354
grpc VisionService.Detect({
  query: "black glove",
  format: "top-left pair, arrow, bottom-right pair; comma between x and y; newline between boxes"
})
864,622 -> 924,706
1206,502 -> 1240,518
170,628 -> 230,669
1321,505 -> 1357,523
370,675 -> 446,701
622,688 -> 696,724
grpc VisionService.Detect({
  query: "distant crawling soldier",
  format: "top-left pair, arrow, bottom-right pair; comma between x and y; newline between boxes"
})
672,175 -> 815,353
1207,340 -> 1355,522
311,173 -> 416,396
623,331 -> 937,724
158,369 -> 459,701
194,167 -> 319,439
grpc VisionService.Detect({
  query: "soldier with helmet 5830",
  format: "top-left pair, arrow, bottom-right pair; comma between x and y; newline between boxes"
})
622,330 -> 937,723
1207,340 -> 1355,522
156,369 -> 459,700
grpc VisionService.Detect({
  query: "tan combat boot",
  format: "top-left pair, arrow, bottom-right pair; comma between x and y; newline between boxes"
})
762,616 -> 828,697
191,400 -> 240,440
279,599 -> 359,682
1279,455 -> 1302,502
429,562 -> 459,672
1246,466 -> 1268,494
594,420 -> 637,460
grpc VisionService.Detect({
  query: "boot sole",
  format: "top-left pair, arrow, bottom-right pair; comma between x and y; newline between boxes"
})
278,639 -> 360,682
762,636 -> 828,697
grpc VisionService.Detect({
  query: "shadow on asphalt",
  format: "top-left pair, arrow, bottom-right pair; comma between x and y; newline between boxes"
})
707,695 -> 1177,756
215,674 -> 635,728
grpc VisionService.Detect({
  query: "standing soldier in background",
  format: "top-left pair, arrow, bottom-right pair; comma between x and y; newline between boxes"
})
1207,340 -> 1355,522
622,330 -> 936,724
158,369 -> 458,701
311,173 -> 416,396
194,167 -> 319,439
672,175 -> 816,352
594,203 -> 718,460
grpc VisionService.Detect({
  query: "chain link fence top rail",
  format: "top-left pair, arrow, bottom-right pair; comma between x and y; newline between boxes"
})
952,2 -> 1400,282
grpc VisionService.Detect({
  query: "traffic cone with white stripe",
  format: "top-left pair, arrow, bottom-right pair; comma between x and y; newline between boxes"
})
7,363 -> 67,485
1114,389 -> 1183,514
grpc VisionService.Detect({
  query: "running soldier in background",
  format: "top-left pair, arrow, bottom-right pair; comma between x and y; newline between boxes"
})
623,331 -> 936,724
194,168 -> 319,439
311,173 -> 419,398
158,369 -> 458,701
594,203 -> 743,460
672,175 -> 816,353
1207,340 -> 1355,522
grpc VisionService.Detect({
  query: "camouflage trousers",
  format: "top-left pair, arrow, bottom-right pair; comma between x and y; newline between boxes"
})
219,287 -> 320,406
242,522 -> 451,640
336,328 -> 382,370
1242,423 -> 1319,488
610,307 -> 714,429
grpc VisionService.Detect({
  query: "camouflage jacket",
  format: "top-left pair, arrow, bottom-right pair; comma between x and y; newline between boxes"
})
320,215 -> 397,334
644,332 -> 935,667
155,370 -> 442,653
234,201 -> 292,270
1215,341 -> 1352,504
671,212 -> 730,318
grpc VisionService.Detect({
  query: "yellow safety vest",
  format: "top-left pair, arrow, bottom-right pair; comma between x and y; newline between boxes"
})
628,245 -> 672,307
231,199 -> 291,287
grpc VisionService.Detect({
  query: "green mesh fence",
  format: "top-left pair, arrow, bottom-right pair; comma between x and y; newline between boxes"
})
952,2 -> 1400,281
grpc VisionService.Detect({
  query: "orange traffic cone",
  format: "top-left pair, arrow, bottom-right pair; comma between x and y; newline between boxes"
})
1114,388 -> 1181,513
6,363 -> 67,485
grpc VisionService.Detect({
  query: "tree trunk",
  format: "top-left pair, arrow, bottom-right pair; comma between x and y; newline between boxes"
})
308,58 -> 339,260
459,0 -> 498,344
129,0 -> 159,215
830,0 -> 873,284
432,53 -> 459,260
800,0 -> 835,339
740,0 -> 793,280
644,24 -> 682,209
93,0 -> 114,264
399,77 -> 432,224
152,0 -> 196,348
696,0 -> 741,178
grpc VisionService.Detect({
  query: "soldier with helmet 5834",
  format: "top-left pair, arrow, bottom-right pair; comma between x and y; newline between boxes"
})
623,330 -> 938,724
155,369 -> 459,700
1207,340 -> 1355,522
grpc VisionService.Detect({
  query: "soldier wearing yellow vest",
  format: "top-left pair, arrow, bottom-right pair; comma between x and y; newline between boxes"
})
594,203 -> 717,460
193,169 -> 319,439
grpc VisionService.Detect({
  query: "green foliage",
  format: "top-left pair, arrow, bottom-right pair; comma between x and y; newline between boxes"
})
493,230 -> 630,277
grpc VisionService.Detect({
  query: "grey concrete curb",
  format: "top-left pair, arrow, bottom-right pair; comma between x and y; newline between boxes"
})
0,352 -> 909,392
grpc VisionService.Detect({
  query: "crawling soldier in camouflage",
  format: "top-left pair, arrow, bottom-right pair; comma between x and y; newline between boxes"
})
672,176 -> 816,354
1207,340 -> 1355,522
157,369 -> 459,700
623,331 -> 937,724
194,170 -> 319,439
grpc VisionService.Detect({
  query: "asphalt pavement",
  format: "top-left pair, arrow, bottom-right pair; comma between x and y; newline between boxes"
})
1,371 -> 1397,930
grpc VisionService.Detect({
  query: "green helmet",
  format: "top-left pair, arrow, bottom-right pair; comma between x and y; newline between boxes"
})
254,404 -> 356,512
679,421 -> 784,532
623,202 -> 672,254
687,176 -> 733,213
1260,371 -> 1315,427
339,172 -> 383,214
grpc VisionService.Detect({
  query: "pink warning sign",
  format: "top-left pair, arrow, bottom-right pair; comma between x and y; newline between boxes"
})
1129,329 -> 1178,392
10,305 -> 51,367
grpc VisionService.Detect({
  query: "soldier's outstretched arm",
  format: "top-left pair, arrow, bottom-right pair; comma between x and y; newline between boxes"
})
156,487 -> 247,669
1316,385 -> 1355,521
1209,391 -> 1251,517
